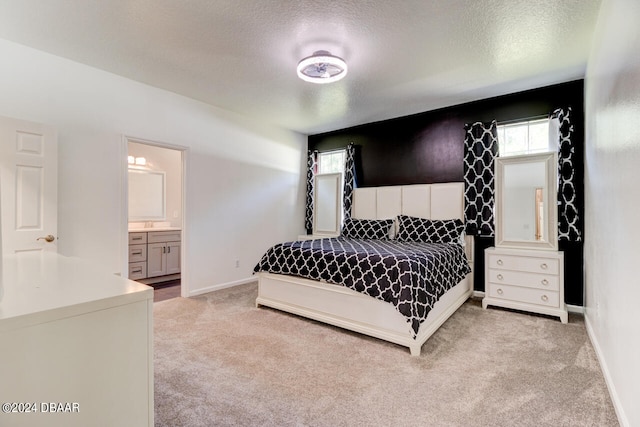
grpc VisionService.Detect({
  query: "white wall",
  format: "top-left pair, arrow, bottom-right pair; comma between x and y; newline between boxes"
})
584,0 -> 640,425
0,39 -> 307,293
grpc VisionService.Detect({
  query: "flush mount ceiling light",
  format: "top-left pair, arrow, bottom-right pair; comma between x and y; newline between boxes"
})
297,50 -> 348,84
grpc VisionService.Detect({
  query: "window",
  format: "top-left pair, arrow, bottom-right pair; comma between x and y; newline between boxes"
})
497,118 -> 550,157
318,149 -> 345,174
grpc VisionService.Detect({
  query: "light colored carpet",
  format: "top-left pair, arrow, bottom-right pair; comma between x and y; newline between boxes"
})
154,282 -> 618,427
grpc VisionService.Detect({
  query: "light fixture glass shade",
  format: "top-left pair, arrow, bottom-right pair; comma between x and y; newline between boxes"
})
297,51 -> 347,84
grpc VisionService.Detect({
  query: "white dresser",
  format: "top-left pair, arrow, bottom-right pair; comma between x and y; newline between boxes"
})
483,247 -> 568,323
0,252 -> 154,426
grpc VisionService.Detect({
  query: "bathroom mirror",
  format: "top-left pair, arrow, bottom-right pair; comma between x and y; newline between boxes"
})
313,173 -> 342,236
495,152 -> 558,250
128,169 -> 166,221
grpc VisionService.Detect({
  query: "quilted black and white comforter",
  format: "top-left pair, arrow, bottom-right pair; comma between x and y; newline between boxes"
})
253,237 -> 471,336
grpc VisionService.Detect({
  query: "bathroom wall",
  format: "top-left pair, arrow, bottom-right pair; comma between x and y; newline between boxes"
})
128,141 -> 182,228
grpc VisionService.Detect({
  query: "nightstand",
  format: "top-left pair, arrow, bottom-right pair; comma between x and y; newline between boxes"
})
482,247 -> 568,323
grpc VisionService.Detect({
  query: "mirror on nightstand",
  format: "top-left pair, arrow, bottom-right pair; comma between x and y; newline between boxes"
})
313,173 -> 342,237
495,152 -> 558,251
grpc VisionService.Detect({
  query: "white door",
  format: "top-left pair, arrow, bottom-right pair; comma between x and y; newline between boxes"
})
0,116 -> 58,254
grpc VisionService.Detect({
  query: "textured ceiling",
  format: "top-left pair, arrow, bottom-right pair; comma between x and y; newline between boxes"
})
0,0 -> 602,135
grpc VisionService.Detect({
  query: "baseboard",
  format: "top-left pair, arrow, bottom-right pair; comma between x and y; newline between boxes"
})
584,313 -> 629,427
188,276 -> 255,297
566,304 -> 584,314
472,290 -> 485,299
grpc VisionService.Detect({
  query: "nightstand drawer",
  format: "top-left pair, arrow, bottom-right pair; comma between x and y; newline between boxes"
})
488,253 -> 559,275
488,284 -> 560,308
488,269 -> 559,291
129,244 -> 147,262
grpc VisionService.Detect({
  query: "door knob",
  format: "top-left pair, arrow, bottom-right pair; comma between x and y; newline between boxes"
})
37,234 -> 55,243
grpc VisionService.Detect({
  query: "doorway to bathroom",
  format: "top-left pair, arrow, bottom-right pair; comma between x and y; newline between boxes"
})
124,137 -> 187,301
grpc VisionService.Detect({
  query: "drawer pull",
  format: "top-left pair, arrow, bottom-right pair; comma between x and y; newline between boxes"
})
132,236 -> 143,240
497,288 -> 503,295
541,279 -> 549,286
132,268 -> 142,274
540,263 -> 548,270
541,295 -> 548,302
132,250 -> 142,255
497,274 -> 503,280
496,259 -> 503,266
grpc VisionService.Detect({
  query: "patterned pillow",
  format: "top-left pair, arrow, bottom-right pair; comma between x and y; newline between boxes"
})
396,215 -> 464,244
341,218 -> 394,240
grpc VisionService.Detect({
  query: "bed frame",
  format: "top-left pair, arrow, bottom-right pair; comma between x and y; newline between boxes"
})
256,182 -> 474,356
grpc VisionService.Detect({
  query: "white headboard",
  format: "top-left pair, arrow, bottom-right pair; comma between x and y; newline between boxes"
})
352,182 -> 464,221
351,182 -> 473,264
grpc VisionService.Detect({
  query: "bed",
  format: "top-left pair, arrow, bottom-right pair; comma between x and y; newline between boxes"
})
254,182 -> 474,356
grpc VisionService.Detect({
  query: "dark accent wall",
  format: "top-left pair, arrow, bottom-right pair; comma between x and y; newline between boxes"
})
308,80 -> 585,306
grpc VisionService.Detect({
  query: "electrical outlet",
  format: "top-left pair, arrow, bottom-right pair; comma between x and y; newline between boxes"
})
235,259 -> 240,268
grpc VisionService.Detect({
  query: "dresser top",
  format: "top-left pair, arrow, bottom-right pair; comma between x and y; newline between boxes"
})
486,246 -> 563,258
0,252 -> 152,331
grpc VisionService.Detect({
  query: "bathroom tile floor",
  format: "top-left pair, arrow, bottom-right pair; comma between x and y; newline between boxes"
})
153,280 -> 181,302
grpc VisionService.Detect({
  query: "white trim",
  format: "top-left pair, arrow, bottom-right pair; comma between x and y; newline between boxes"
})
120,137 -> 130,280
317,147 -> 346,155
180,149 -> 189,298
584,313 -> 629,427
566,304 -> 584,314
121,136 -> 190,297
473,290 -> 486,299
188,276 -> 255,297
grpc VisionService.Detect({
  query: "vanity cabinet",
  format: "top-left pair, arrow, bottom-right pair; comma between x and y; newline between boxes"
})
128,230 -> 180,280
483,247 -> 568,323
128,232 -> 148,280
146,231 -> 181,278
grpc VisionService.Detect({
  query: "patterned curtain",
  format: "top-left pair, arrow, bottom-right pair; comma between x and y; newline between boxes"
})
343,143 -> 356,221
463,121 -> 499,236
551,107 -> 582,242
304,150 -> 318,232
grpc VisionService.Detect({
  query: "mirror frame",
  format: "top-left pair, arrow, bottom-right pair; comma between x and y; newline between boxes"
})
313,173 -> 342,236
128,168 -> 166,221
495,152 -> 558,251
